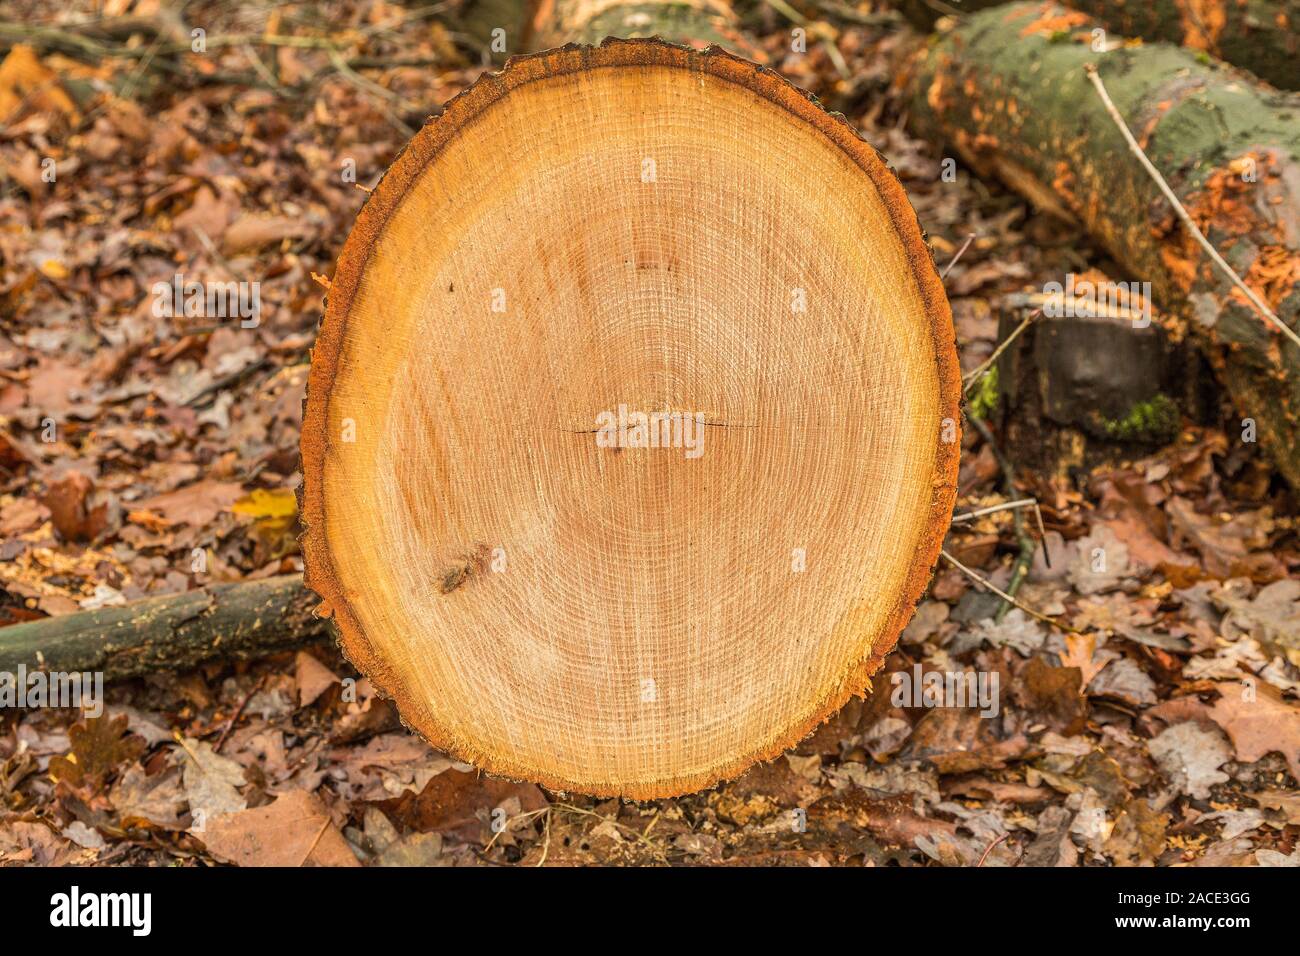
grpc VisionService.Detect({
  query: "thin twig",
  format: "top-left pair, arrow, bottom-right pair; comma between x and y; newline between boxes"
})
552,804 -> 664,853
999,290 -> 1150,324
977,831 -> 1009,867
0,23 -> 396,57
951,497 -> 1051,568
117,31 -> 163,101
762,0 -> 807,23
962,308 -> 1040,396
919,0 -> 964,17
242,43 -> 285,93
1084,63 -> 1300,351
951,498 -> 1038,522
811,0 -> 902,26
940,549 -> 1074,632
483,806 -> 549,854
298,817 -> 333,866
967,415 -> 1043,614
758,1 -> 850,81
183,356 -> 271,409
821,39 -> 852,82
535,806 -> 552,867
215,675 -> 265,753
189,225 -> 239,280
940,232 -> 976,280
327,47 -> 415,137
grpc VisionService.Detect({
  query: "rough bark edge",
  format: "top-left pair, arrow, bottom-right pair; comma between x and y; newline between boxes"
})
299,36 -> 962,799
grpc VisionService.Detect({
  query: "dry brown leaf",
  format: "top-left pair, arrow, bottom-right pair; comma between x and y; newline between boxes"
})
1060,632 -> 1105,685
222,215 -> 310,255
1206,682 -> 1300,781
0,45 -> 78,124
130,479 -> 244,528
376,768 -> 547,842
1088,657 -> 1157,708
1014,656 -> 1086,734
41,471 -> 111,543
1167,497 -> 1283,581
1148,721 -> 1231,799
179,737 -> 247,817
0,496 -> 49,536
48,714 -> 145,794
200,790 -> 360,867
1105,798 -> 1169,866
111,764 -> 188,830
295,651 -> 340,708
1253,789 -> 1300,824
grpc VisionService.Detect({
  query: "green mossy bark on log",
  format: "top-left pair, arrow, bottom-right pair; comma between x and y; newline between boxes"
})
893,0 -> 1300,90
1079,0 -> 1299,92
0,575 -> 327,680
908,1 -> 1300,487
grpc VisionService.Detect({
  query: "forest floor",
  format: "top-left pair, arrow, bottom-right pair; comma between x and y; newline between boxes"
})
0,0 -> 1297,866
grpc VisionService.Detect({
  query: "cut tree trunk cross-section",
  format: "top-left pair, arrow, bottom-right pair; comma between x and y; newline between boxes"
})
300,38 -> 960,797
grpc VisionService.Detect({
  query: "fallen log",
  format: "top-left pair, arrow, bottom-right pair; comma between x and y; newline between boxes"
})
300,29 -> 961,796
529,0 -> 756,50
1074,0 -> 1299,92
893,0 -> 1300,90
908,1 -> 1300,488
0,576 -> 327,680
463,0 -> 761,59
